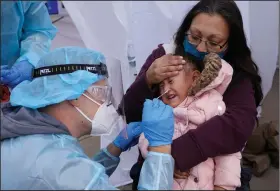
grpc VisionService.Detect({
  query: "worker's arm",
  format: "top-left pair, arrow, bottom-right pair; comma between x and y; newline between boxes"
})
1,2 -> 57,88
92,144 -> 121,177
93,122 -> 143,177
17,1 -> 57,67
138,146 -> 174,190
94,98 -> 175,190
93,144 -> 174,190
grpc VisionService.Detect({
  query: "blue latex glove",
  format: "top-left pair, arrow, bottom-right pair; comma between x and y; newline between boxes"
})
113,122 -> 142,152
142,98 -> 174,147
1,61 -> 34,88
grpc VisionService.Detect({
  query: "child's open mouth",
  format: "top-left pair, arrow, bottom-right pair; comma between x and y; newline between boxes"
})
167,94 -> 176,100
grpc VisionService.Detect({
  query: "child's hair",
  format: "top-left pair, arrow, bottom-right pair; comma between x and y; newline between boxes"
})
182,53 -> 204,73
185,53 -> 223,96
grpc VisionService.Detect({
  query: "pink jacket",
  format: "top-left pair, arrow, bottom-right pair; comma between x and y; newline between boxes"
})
138,43 -> 241,190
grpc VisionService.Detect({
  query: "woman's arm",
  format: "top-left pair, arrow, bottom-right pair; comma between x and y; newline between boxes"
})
119,45 -> 165,123
171,72 -> 257,172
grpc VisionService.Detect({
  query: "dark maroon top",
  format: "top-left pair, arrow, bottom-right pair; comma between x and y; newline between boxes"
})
122,44 -> 257,172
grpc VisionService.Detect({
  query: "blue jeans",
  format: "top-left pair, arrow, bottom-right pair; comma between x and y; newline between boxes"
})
236,167 -> 252,191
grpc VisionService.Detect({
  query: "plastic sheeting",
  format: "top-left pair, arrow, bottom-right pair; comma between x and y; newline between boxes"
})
248,1 -> 279,100
100,57 -> 139,186
98,57 -> 139,187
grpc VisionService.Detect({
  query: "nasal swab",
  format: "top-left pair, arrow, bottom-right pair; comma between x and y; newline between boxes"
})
157,89 -> 169,99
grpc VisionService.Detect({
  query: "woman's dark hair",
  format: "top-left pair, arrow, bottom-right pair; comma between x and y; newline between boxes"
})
184,53 -> 204,72
174,0 -> 263,106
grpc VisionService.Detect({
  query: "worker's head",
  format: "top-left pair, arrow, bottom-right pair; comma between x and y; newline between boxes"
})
10,47 -> 124,138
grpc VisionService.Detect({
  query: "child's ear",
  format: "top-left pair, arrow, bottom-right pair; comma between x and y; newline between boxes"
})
192,70 -> 201,81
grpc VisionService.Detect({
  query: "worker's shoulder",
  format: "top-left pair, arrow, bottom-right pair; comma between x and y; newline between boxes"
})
19,1 -> 43,12
1,134 -> 103,189
2,134 -> 82,155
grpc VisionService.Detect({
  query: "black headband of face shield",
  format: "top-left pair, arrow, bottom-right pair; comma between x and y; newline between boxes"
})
32,63 -> 108,78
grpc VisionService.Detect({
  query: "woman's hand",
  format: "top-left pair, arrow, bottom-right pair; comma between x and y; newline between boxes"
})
146,54 -> 186,87
174,169 -> 190,179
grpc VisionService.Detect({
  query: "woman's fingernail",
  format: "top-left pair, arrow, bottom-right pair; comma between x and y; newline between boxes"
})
182,60 -> 186,63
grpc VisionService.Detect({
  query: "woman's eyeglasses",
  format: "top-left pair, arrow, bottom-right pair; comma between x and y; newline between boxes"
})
185,33 -> 227,53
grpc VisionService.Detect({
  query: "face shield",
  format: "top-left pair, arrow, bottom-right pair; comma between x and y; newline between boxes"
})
82,57 -> 128,139
32,57 -> 128,139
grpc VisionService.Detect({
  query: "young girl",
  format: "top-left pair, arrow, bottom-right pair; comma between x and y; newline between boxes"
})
138,50 -> 241,190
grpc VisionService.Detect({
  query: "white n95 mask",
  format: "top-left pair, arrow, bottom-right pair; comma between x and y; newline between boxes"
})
75,93 -> 120,136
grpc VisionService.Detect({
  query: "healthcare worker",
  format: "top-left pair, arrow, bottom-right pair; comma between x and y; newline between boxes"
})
1,1 -> 57,88
1,47 -> 175,190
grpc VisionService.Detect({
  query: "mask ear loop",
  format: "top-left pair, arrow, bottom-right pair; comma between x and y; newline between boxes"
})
74,93 -> 102,122
74,106 -> 92,122
82,93 -> 102,106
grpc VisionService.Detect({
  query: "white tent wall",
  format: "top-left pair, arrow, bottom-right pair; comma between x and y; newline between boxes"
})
61,1 -> 278,187
249,1 -> 279,102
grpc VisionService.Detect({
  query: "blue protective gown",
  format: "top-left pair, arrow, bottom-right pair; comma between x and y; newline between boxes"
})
1,134 -> 174,190
1,1 -> 57,67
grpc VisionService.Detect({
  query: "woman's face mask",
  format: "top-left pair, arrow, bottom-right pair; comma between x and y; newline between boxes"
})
183,37 -> 225,60
74,93 -> 121,136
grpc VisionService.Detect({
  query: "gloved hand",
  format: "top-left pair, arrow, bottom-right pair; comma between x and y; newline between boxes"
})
1,60 -> 34,89
142,98 -> 174,147
113,122 -> 142,152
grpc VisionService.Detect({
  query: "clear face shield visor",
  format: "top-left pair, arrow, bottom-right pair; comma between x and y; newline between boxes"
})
85,79 -> 128,138
86,84 -> 113,106
87,57 -> 128,139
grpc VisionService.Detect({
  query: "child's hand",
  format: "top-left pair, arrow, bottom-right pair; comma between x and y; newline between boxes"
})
214,185 -> 226,190
174,169 -> 190,179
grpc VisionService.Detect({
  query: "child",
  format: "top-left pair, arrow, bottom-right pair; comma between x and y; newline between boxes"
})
138,52 -> 242,190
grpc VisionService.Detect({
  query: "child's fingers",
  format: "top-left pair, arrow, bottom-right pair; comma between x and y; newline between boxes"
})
174,173 -> 188,179
174,169 -> 190,179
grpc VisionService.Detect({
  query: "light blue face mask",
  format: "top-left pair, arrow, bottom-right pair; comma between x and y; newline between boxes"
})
183,37 -> 225,60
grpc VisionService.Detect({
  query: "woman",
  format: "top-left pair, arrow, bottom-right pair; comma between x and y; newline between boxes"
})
121,0 -> 263,190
